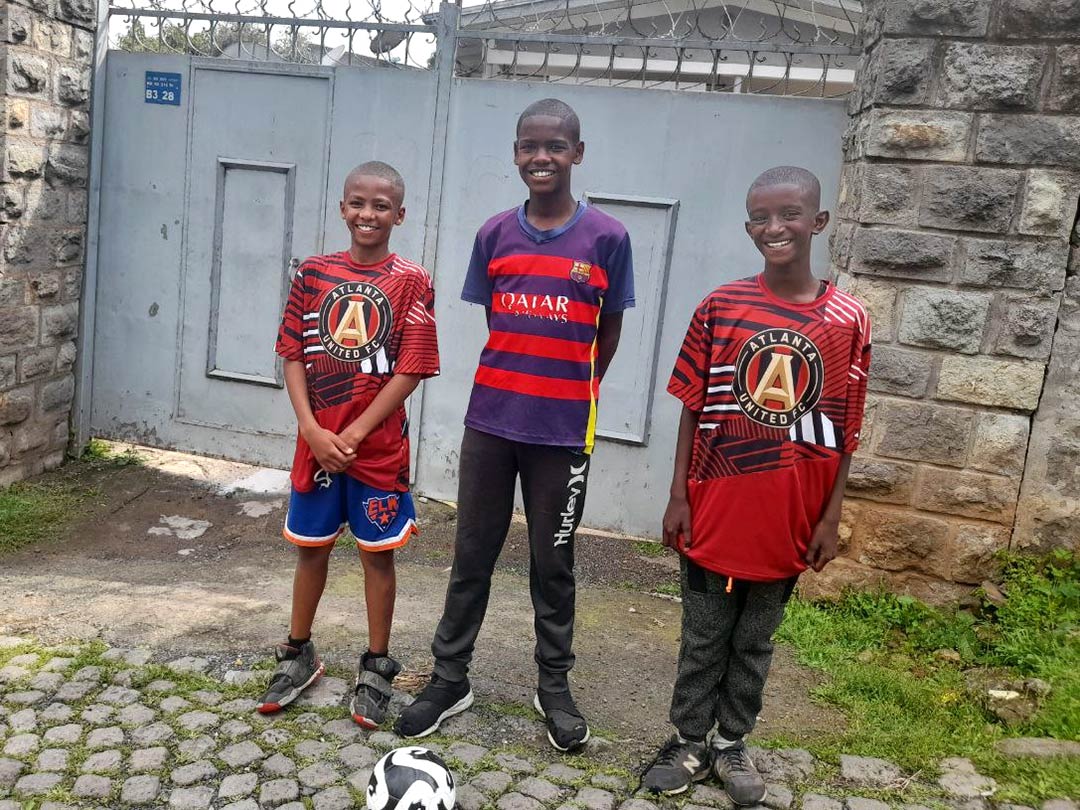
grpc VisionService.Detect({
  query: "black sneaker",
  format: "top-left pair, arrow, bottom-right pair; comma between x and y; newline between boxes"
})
256,641 -> 324,714
533,689 -> 590,752
712,740 -> 767,806
350,652 -> 402,729
393,674 -> 473,738
641,734 -> 711,795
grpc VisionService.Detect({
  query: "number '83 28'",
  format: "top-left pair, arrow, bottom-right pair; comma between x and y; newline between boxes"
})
145,89 -> 175,102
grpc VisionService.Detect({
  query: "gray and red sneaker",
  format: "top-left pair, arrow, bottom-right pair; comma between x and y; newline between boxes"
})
256,641 -> 324,714
350,652 -> 402,729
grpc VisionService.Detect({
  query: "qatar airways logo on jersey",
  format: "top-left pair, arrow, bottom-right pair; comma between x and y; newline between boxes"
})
498,292 -> 570,323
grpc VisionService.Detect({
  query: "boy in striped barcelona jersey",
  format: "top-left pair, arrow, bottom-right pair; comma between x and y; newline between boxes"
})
258,162 -> 440,729
395,98 -> 635,751
642,167 -> 871,803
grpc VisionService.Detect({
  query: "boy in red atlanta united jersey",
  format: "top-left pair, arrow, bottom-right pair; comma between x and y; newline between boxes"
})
258,162 -> 440,729
642,167 -> 871,803
395,99 -> 635,751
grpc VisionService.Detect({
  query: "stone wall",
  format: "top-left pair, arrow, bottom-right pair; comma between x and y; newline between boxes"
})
805,0 -> 1080,602
0,0 -> 95,486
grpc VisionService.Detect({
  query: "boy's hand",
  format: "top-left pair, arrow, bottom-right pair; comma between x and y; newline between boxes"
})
338,424 -> 369,453
662,495 -> 692,553
805,517 -> 840,572
304,425 -> 355,473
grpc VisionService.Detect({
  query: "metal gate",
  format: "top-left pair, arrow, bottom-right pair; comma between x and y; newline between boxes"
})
79,0 -> 859,536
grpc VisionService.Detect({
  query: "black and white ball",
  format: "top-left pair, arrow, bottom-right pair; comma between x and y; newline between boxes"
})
366,746 -> 456,810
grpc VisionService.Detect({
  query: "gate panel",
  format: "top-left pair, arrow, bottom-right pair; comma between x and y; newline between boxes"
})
414,78 -> 848,537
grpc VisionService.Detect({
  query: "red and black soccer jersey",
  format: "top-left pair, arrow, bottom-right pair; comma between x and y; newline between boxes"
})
276,252 -> 440,493
667,275 -> 871,582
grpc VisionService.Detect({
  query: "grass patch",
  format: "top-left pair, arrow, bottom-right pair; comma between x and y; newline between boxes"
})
0,479 -> 85,555
774,550 -> 1080,801
633,540 -> 666,558
80,438 -> 144,467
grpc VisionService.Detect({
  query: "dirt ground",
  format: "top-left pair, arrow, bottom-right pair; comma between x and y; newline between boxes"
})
0,446 -> 844,753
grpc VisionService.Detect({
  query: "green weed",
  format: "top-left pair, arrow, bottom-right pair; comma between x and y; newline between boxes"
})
633,540 -> 666,558
79,438 -> 144,467
0,480 -> 85,554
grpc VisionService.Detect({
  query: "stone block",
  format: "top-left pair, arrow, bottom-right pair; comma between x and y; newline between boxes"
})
950,523 -> 1010,583
919,166 -> 1021,234
1,185 -> 25,221
69,109 -> 90,142
992,295 -> 1059,361
7,98 -> 30,128
41,376 -> 74,412
866,109 -> 972,163
976,115 -> 1080,170
0,388 -> 32,426
936,356 -> 1045,412
41,302 -> 77,340
914,467 -> 1020,523
58,0 -> 96,27
960,238 -> 1068,295
0,355 -> 17,388
938,44 -> 1045,110
855,505 -> 951,574
859,164 -> 918,226
55,62 -> 90,106
997,0 -> 1080,39
73,29 -> 94,60
866,345 -> 932,398
6,52 -> 49,95
53,229 -> 82,264
839,275 -> 898,341
875,400 -> 973,467
30,106 -> 66,139
851,228 -> 955,282
1049,46 -> 1080,112
33,19 -> 70,56
3,4 -> 32,44
845,457 -> 915,504
5,141 -> 45,179
873,38 -> 935,106
45,145 -> 87,186
30,270 -> 62,299
898,288 -> 991,354
0,306 -> 38,350
970,412 -> 1030,476
1019,171 -> 1079,238
19,347 -> 55,380
883,0 -> 991,36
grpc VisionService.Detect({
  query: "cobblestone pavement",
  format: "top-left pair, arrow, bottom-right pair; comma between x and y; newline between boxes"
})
1,637 -> 1071,810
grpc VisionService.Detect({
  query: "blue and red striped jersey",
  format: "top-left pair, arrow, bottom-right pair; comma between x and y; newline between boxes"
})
276,252 -> 440,493
460,203 -> 635,451
668,275 -> 871,581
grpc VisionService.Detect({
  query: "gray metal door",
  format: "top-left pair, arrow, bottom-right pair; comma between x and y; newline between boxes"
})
89,52 -> 437,466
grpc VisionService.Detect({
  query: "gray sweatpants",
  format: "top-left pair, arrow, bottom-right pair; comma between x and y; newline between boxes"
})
431,427 -> 590,694
669,557 -> 797,741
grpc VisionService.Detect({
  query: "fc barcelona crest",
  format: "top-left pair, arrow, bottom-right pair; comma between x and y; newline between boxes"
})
569,260 -> 592,283
364,494 -> 401,532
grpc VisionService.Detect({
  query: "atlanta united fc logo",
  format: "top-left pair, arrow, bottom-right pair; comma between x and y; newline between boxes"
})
732,328 -> 824,428
318,281 -> 393,363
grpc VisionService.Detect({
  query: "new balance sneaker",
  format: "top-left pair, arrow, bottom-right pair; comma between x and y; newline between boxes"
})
533,689 -> 590,752
712,740 -> 767,806
393,674 -> 473,738
641,734 -> 711,795
350,652 -> 402,729
256,641 -> 324,714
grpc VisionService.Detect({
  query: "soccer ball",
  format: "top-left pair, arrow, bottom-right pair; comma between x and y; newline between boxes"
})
366,746 -> 456,810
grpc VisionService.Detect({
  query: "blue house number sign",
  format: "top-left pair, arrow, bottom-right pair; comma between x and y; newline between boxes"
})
145,71 -> 181,106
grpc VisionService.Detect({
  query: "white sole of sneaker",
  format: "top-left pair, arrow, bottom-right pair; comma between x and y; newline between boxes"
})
533,693 -> 591,752
404,689 -> 474,738
648,770 -> 710,797
257,660 -> 325,714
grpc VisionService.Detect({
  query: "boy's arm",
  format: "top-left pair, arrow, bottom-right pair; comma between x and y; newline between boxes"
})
662,405 -> 699,552
596,312 -> 623,380
284,359 -> 355,473
805,452 -> 852,571
338,373 -> 423,450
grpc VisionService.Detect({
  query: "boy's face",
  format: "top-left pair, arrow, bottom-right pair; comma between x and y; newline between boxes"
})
340,174 -> 405,253
513,115 -> 584,197
744,183 -> 829,267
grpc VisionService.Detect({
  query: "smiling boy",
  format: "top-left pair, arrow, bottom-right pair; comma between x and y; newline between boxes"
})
260,161 -> 440,729
641,166 -> 871,803
395,98 -> 635,752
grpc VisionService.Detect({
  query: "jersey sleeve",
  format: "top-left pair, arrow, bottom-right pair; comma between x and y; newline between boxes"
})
460,232 -> 492,306
601,232 -> 635,313
275,261 -> 308,361
395,271 -> 441,379
843,307 -> 872,454
666,295 -> 711,412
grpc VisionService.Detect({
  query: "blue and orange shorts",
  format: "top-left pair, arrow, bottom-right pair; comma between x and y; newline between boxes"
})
283,472 -> 416,552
